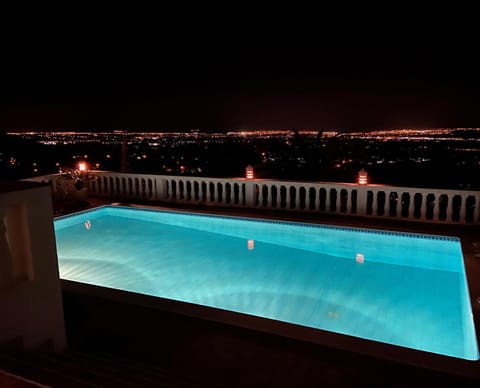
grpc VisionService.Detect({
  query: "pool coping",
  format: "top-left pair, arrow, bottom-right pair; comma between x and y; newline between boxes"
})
56,203 -> 461,242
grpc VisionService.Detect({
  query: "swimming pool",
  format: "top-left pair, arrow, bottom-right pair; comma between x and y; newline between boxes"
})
54,205 -> 479,361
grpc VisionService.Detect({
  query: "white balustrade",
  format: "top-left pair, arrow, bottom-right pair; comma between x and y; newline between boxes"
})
23,171 -> 480,225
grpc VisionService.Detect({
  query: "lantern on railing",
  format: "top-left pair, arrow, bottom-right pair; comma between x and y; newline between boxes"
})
77,161 -> 88,172
358,168 -> 368,185
245,165 -> 255,179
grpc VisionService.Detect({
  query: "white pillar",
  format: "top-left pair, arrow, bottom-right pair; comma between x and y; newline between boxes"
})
245,181 -> 256,207
446,194 -> 452,221
206,181 -> 211,203
369,190 -> 377,215
292,185 -> 299,210
211,181 -> 217,202
460,195 -> 468,223
290,186 -> 296,210
112,176 -> 118,195
386,191 -> 392,217
356,187 -> 367,215
218,182 -> 224,203
157,178 -> 167,200
104,177 -> 110,195
266,185 -> 272,207
433,194 -> 440,221
419,194 -> 426,220
305,187 -> 310,210
325,188 -> 331,212
313,187 -> 318,210
405,192 -> 413,219
258,185 -> 265,206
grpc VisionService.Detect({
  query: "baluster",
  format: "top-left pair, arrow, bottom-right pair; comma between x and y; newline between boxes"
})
179,179 -> 184,200
205,181 -> 211,203
291,186 -> 298,210
348,189 -> 355,214
105,177 -> 111,195
259,185 -> 265,206
433,194 -> 441,221
385,191 -> 391,217
211,181 -> 217,202
325,188 -> 331,212
266,185 -> 272,207
460,195 -> 468,223
184,179 -> 189,201
373,191 -> 385,217
108,176 -> 113,195
419,195 -> 426,220
218,182 -> 223,203
305,187 -> 310,210
405,192 -> 413,219
114,177 -> 120,196
370,190 -> 378,215
313,188 -> 319,211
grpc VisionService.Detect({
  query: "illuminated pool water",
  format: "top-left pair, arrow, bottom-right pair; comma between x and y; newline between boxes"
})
54,206 -> 479,360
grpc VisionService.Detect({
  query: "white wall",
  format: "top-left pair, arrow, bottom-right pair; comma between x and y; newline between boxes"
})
0,182 -> 66,352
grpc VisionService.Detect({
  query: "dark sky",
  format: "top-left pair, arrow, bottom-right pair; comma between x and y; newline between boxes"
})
1,24 -> 479,131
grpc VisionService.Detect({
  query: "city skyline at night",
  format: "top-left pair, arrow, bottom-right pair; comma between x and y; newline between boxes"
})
2,127 -> 480,190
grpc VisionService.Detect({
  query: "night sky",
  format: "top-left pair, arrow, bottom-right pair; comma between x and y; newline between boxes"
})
1,23 -> 479,131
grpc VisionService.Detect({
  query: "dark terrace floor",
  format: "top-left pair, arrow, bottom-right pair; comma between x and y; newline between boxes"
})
57,197 -> 480,387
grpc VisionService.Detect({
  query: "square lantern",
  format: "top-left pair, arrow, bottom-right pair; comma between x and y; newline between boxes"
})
245,165 -> 254,179
358,168 -> 368,185
78,162 -> 88,172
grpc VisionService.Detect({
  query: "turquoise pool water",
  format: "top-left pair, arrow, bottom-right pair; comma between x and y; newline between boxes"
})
54,206 -> 479,360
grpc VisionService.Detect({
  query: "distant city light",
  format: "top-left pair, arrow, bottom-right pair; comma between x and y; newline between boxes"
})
4,129 -> 480,189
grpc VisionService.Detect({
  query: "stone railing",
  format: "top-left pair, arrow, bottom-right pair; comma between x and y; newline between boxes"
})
28,171 -> 480,224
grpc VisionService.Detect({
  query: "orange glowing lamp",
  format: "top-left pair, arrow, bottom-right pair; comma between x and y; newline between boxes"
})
358,169 -> 368,185
245,165 -> 254,179
78,162 -> 88,172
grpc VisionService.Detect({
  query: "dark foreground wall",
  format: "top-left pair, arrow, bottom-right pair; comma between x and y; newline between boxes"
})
62,288 -> 479,388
